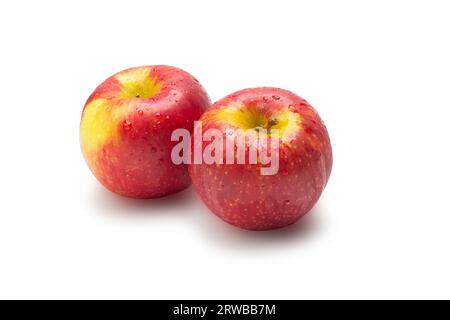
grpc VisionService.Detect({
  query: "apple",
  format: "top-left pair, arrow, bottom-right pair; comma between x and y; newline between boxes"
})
189,87 -> 332,230
80,65 -> 210,198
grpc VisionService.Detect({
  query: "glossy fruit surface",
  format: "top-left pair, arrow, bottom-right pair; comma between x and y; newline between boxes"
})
80,65 -> 210,198
189,87 -> 332,230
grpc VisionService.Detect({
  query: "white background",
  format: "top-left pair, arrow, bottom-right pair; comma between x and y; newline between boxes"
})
0,0 -> 449,299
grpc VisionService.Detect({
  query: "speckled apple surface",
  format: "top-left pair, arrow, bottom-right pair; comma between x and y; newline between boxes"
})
80,65 -> 210,198
189,88 -> 332,230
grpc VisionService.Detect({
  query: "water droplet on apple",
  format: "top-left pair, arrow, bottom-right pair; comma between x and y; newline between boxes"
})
138,109 -> 144,116
158,158 -> 164,164
284,200 -> 291,205
272,95 -> 280,100
151,147 -> 157,153
263,96 -> 270,103
155,112 -> 161,117
122,120 -> 132,131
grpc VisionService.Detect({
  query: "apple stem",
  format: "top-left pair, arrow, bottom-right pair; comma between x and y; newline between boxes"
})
268,118 -> 278,127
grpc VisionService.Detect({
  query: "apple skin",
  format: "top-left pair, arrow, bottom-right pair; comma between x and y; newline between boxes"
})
189,87 -> 332,230
80,65 -> 210,198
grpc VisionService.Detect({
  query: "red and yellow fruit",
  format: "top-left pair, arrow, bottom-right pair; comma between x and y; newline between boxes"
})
80,65 -> 210,198
189,87 -> 332,230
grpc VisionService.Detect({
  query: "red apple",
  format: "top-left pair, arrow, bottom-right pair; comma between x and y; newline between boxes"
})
80,65 -> 210,198
189,87 -> 332,230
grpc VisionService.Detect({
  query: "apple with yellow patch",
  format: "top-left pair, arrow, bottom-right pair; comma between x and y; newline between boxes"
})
189,87 -> 332,230
80,65 -> 210,198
